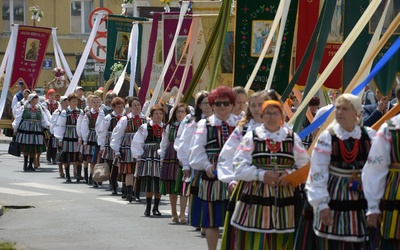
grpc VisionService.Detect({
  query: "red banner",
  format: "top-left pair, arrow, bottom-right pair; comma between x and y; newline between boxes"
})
295,0 -> 343,89
163,13 -> 192,92
10,25 -> 52,90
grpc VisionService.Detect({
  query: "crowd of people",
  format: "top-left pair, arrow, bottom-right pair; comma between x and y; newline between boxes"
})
6,83 -> 400,249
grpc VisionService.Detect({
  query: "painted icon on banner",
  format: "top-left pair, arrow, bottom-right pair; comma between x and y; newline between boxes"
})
221,31 -> 234,74
114,32 -> 130,60
25,39 -> 40,61
156,40 -> 163,65
328,0 -> 344,43
175,36 -> 188,65
251,20 -> 276,58
369,0 -> 399,34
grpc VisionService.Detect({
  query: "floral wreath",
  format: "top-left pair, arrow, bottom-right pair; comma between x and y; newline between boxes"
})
53,67 -> 65,81
111,62 -> 124,72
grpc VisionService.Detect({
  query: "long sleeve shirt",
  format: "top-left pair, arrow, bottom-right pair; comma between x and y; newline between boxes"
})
131,120 -> 164,159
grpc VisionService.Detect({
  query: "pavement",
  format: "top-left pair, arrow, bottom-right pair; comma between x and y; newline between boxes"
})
0,133 -> 12,144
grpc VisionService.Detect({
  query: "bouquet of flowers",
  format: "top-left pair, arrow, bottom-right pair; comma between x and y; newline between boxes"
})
29,6 -> 44,21
52,67 -> 65,80
111,62 -> 124,72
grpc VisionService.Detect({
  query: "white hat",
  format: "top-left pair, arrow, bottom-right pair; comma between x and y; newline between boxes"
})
75,86 -> 84,92
60,96 -> 68,102
27,93 -> 39,102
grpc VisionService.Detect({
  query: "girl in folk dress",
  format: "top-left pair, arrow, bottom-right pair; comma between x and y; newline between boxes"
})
158,103 -> 190,223
306,94 -> 375,249
44,88 -> 59,164
175,91 -> 212,231
50,96 -> 68,177
131,104 -> 165,216
54,93 -> 84,182
231,100 -> 310,250
188,86 -> 237,250
97,97 -> 126,194
81,95 -> 103,187
111,97 -> 146,202
12,93 -> 50,172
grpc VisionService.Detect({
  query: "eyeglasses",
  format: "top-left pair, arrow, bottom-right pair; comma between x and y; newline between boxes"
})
214,101 -> 231,107
200,102 -> 210,107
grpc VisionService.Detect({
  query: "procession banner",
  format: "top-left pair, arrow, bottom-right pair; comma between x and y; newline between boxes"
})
163,13 -> 192,92
234,0 -> 298,94
104,15 -> 146,83
10,25 -> 51,90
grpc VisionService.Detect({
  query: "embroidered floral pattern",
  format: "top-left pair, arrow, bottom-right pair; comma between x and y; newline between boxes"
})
309,171 -> 324,182
367,155 -> 383,165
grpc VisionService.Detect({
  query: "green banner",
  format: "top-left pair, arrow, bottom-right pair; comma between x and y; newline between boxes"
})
234,0 -> 298,94
104,15 -> 146,82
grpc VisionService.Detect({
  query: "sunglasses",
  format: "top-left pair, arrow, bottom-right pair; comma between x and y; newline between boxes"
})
214,101 -> 231,107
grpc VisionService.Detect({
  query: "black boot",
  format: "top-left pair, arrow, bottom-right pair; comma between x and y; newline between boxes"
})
110,180 -> 118,195
134,179 -> 141,202
84,167 -> 89,184
144,197 -> 152,216
126,185 -> 133,203
28,157 -> 35,171
23,156 -> 28,172
65,166 -> 71,183
76,166 -> 83,182
152,198 -> 162,216
121,183 -> 127,199
88,173 -> 93,185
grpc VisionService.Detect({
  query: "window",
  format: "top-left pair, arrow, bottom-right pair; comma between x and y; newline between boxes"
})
2,0 -> 25,32
71,0 -> 93,34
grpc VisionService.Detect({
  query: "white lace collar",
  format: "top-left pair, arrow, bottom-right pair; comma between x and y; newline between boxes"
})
149,120 -> 164,127
332,123 -> 361,140
209,114 -> 237,127
255,125 -> 288,142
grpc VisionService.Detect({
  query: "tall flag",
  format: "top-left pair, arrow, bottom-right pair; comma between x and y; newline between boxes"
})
10,25 -> 51,90
163,13 -> 192,92
234,0 -> 298,94
104,15 -> 146,83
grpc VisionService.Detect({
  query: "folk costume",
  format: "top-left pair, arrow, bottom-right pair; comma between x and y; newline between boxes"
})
362,114 -> 400,249
188,114 -> 237,229
229,125 -> 309,249
44,98 -> 60,164
131,120 -> 164,215
111,113 -> 146,202
306,123 -> 375,249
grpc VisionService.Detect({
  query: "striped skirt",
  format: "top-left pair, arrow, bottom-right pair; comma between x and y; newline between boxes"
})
16,120 -> 46,153
119,161 -> 136,175
140,176 -> 160,193
313,170 -> 368,243
234,230 -> 294,250
160,143 -> 180,181
138,143 -> 161,177
381,169 -> 400,241
62,126 -> 80,153
294,199 -> 318,250
231,180 -> 296,233
189,170 -> 203,228
101,132 -> 114,160
160,166 -> 186,195
83,129 -> 97,156
120,133 -> 134,163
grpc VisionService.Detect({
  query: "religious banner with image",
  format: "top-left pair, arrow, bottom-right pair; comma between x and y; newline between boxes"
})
234,0 -> 299,94
163,13 -> 192,92
104,15 -> 146,83
10,25 -> 51,90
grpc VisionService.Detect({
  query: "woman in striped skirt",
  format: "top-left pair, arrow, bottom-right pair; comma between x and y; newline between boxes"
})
81,95 -> 103,187
188,86 -> 237,250
111,97 -> 146,202
158,103 -> 190,223
306,94 -> 376,249
175,91 -> 212,232
230,100 -> 310,250
218,90 -> 268,249
362,86 -> 400,249
54,93 -> 84,182
131,104 -> 165,216
97,97 -> 126,194
12,93 -> 50,172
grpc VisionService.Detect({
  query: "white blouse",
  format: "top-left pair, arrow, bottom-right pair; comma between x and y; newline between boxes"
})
157,122 -> 180,160
362,115 -> 400,215
232,125 -> 310,182
188,114 -> 238,171
81,108 -> 103,144
53,107 -> 83,140
217,119 -> 262,183
176,118 -> 197,171
12,103 -> 50,131
97,111 -> 125,149
306,123 -> 376,211
131,120 -> 164,159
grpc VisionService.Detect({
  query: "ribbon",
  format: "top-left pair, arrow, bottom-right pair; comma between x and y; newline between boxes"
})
138,13 -> 160,103
0,25 -> 18,120
52,28 -> 73,81
65,13 -> 103,95
264,0 -> 292,91
146,2 -> 189,116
